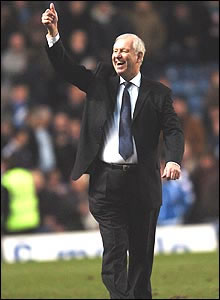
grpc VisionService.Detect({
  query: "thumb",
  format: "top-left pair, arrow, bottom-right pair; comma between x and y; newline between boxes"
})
50,2 -> 55,12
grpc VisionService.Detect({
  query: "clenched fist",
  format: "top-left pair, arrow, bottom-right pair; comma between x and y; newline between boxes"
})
41,3 -> 58,37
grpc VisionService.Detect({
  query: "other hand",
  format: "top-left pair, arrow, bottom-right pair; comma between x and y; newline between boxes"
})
161,162 -> 181,180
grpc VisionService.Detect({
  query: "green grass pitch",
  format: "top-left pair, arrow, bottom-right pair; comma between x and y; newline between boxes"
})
1,251 -> 219,299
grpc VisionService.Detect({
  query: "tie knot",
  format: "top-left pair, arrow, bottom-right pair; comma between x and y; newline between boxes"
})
123,81 -> 132,89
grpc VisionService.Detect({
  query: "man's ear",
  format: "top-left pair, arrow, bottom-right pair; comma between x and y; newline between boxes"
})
137,52 -> 143,63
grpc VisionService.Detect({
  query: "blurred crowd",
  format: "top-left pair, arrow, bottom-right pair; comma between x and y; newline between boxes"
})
1,1 -> 219,235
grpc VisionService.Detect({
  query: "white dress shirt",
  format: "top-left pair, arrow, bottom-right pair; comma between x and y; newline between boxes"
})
100,73 -> 141,164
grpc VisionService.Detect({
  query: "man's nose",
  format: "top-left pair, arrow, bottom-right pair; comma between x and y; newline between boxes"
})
116,52 -> 122,58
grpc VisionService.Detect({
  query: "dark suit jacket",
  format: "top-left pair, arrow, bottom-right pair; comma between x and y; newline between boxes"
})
46,39 -> 184,208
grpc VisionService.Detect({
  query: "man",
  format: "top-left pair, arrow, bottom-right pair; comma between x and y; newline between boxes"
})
42,3 -> 184,299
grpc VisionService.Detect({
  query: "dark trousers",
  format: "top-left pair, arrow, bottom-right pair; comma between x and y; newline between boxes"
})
89,161 -> 160,299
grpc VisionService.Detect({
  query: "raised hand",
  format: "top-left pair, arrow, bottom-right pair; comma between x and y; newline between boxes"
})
41,3 -> 58,37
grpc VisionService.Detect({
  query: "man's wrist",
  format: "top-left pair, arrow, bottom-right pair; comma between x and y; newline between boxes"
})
47,28 -> 59,37
46,32 -> 60,48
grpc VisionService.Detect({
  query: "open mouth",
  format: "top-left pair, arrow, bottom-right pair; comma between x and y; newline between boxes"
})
116,61 -> 125,67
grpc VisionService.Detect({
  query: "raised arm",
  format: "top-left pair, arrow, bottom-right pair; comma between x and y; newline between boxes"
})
41,3 -> 93,93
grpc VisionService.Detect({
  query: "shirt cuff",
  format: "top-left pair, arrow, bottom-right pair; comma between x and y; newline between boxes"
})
166,161 -> 181,168
46,33 -> 60,48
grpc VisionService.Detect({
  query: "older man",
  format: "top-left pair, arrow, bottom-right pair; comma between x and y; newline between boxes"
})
42,3 -> 184,299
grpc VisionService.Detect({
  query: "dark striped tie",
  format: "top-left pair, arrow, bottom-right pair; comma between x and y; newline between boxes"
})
119,82 -> 134,160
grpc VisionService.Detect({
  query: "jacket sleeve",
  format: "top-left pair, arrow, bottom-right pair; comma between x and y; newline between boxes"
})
45,39 -> 94,93
161,91 -> 185,165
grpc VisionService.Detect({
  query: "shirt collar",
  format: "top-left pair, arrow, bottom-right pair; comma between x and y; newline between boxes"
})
120,72 -> 141,88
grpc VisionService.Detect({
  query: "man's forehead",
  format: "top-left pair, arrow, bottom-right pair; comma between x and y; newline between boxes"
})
113,37 -> 133,49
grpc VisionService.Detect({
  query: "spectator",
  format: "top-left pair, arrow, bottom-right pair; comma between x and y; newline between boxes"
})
128,1 -> 167,62
173,95 -> 206,159
46,169 -> 85,231
206,103 -> 219,159
1,119 -> 14,151
186,152 -> 219,224
12,1 -> 32,27
3,82 -> 31,129
204,70 -> 219,109
90,1 -> 135,61
58,85 -> 86,119
1,3 -> 19,52
27,105 -> 56,173
166,2 -> 200,63
69,119 -> 81,148
2,127 -> 39,170
203,70 -> 219,157
27,24 -> 54,104
59,1 -> 93,48
32,168 -> 67,232
201,1 -> 219,61
67,29 -> 96,69
52,112 -> 77,182
1,32 -> 29,82
1,153 -> 41,235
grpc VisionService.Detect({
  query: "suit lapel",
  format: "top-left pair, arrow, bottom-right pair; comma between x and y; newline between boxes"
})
133,76 -> 152,122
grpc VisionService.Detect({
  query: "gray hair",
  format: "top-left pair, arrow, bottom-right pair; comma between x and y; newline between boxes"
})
114,33 -> 146,63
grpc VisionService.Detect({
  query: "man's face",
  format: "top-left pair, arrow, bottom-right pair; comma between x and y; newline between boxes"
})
112,37 -> 141,81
